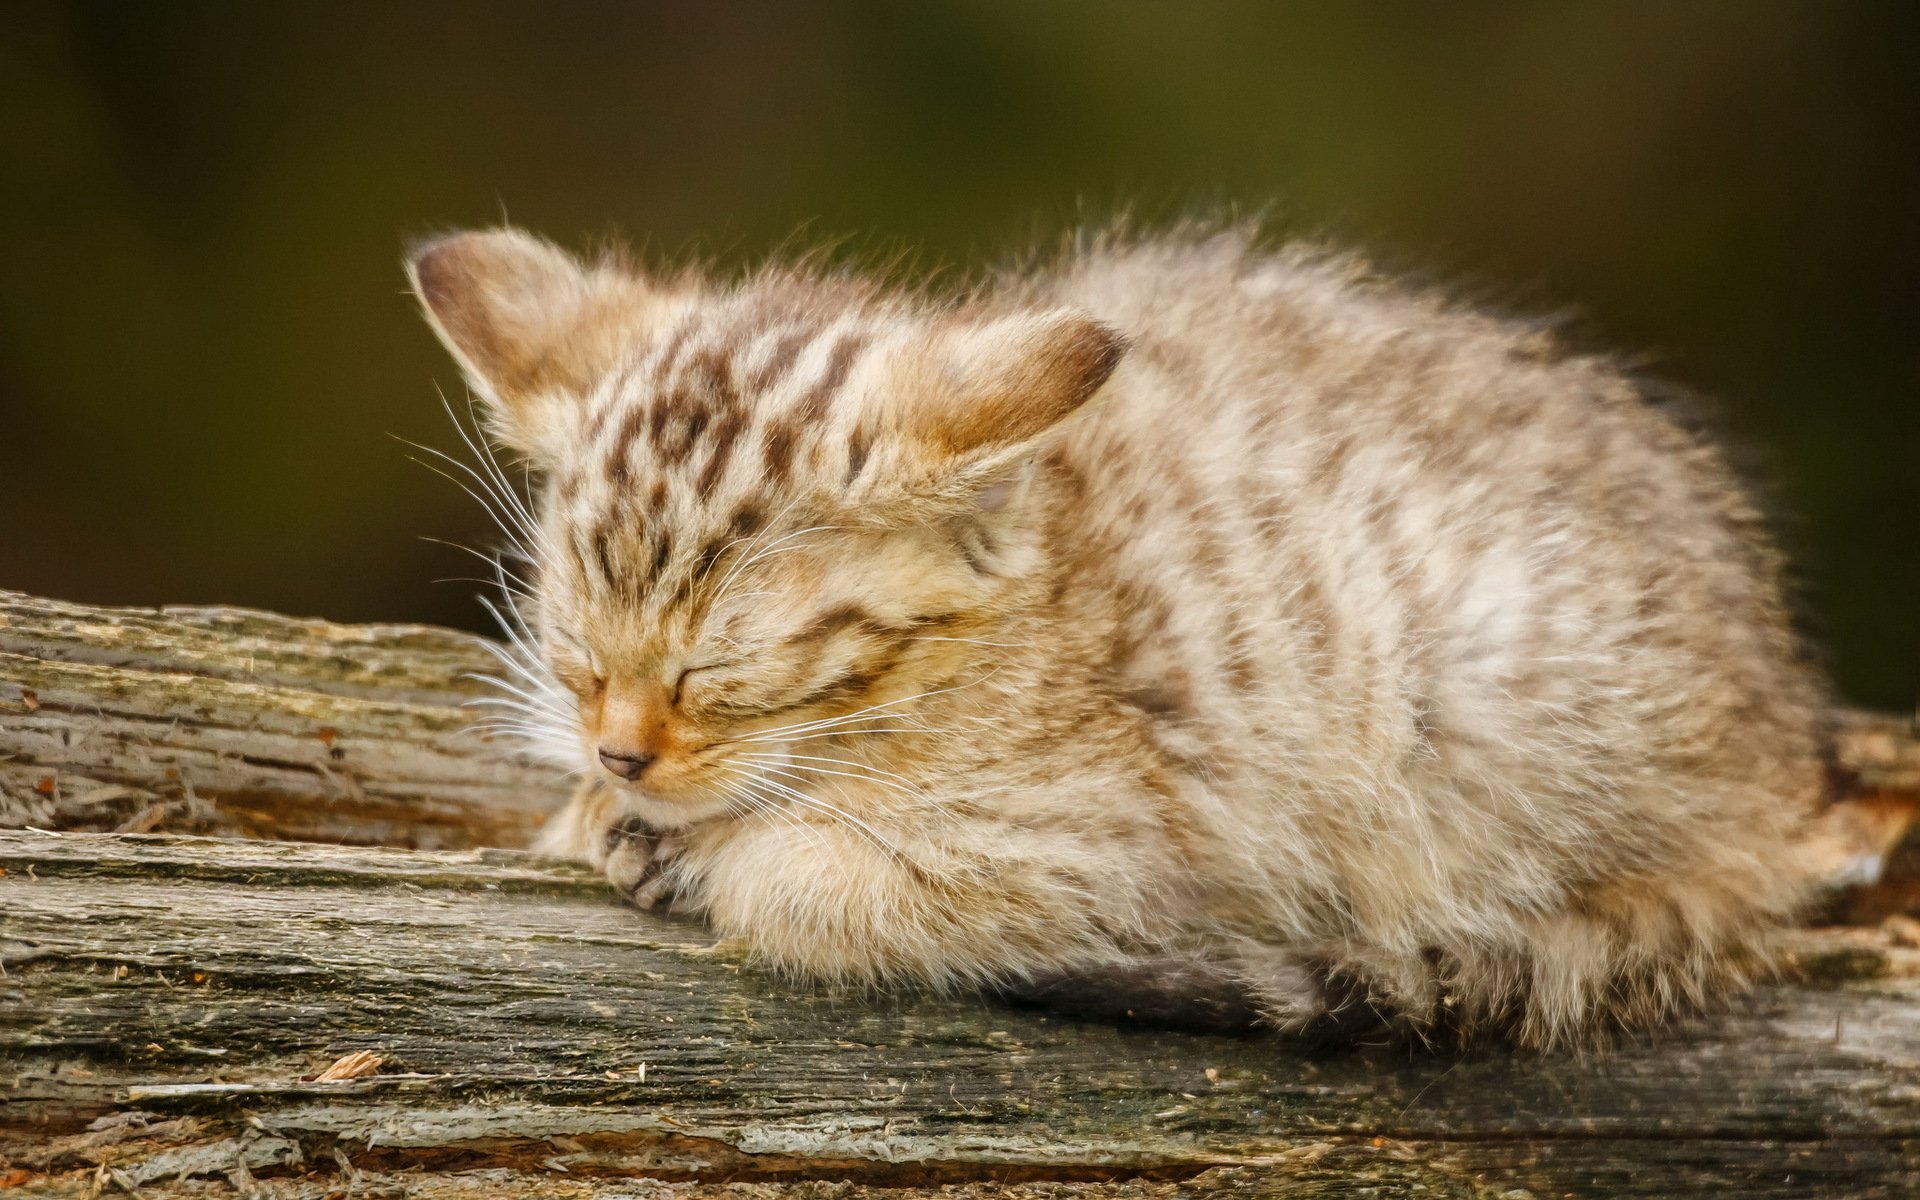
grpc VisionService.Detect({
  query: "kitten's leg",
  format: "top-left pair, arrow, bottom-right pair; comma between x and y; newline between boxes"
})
532,780 -> 679,908
1229,942 -> 1390,1043
683,813 -> 1152,988
1003,946 -> 1387,1041
1238,953 -> 1335,1030
1001,956 -> 1263,1034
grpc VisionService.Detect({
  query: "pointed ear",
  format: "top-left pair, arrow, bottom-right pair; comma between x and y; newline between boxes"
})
845,308 -> 1126,520
872,308 -> 1126,490
406,228 -> 653,464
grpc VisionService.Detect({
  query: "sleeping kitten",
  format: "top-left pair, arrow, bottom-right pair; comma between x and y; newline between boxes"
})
409,225 -> 1828,1045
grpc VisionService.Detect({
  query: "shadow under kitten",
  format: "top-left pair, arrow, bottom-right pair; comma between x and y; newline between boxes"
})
994,956 -> 1388,1044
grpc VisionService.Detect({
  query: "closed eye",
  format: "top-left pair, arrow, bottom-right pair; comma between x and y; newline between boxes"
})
547,628 -> 605,695
673,661 -> 731,706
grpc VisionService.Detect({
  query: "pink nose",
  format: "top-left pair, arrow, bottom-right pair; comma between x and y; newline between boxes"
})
598,749 -> 655,781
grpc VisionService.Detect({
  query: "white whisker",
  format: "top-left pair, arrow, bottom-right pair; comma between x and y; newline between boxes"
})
742,771 -> 903,857
462,677 -> 575,723
446,389 -> 541,535
418,537 -> 538,597
739,751 -> 921,789
713,522 -> 841,600
908,635 -> 1029,649
401,444 -> 536,557
734,672 -> 999,744
722,777 -> 836,860
706,493 -> 809,601
749,727 -> 942,745
751,759 -> 957,825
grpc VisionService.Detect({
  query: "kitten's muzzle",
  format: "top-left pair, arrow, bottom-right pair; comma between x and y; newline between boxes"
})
598,748 -> 656,782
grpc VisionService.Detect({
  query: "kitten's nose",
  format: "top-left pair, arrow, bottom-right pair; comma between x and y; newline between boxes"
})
598,748 -> 655,781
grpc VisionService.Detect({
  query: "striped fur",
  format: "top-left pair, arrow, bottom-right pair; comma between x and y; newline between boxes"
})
410,225 -> 1830,1046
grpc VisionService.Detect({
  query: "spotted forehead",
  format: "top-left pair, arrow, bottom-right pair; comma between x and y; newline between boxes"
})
548,305 -> 878,616
572,305 -> 876,495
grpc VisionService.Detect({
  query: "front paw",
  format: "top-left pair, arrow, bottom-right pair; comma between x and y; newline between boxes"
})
534,781 -> 680,909
602,817 -> 681,910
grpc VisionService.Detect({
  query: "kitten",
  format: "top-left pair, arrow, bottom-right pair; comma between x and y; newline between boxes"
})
409,225 -> 1829,1045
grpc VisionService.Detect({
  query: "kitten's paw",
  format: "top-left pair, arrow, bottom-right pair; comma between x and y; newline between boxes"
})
1234,948 -> 1386,1043
603,818 -> 681,910
533,782 -> 680,908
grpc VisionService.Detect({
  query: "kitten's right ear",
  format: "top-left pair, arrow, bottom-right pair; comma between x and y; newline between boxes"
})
407,228 -> 652,465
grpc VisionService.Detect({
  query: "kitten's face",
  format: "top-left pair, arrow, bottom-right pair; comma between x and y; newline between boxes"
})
409,229 -> 1124,827
538,517 -> 988,826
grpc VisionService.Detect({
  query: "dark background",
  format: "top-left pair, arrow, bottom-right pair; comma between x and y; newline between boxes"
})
2,2 -> 1914,708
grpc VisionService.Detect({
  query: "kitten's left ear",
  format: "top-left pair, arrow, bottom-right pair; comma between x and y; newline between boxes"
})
407,228 -> 656,466
861,308 -> 1128,505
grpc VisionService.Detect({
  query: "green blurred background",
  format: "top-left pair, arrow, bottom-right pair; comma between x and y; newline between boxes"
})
1,2 -> 1913,707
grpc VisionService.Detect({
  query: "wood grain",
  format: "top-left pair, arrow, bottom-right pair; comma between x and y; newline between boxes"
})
0,590 -> 569,848
4,831 -> 1919,1197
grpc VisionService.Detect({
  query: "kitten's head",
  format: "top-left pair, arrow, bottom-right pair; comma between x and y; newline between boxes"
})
410,228 -> 1125,827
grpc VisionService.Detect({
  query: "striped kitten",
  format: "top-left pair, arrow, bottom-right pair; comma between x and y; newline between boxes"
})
409,226 -> 1829,1045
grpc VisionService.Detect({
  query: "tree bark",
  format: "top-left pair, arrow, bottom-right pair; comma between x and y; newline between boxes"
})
5,831 -> 1920,1198
0,590 -> 568,849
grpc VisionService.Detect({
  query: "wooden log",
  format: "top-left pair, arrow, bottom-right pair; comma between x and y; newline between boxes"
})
4,831 -> 1920,1197
0,590 -> 569,849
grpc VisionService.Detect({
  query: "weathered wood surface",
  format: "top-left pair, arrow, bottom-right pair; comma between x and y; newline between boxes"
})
0,591 -> 569,849
5,831 -> 1920,1198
